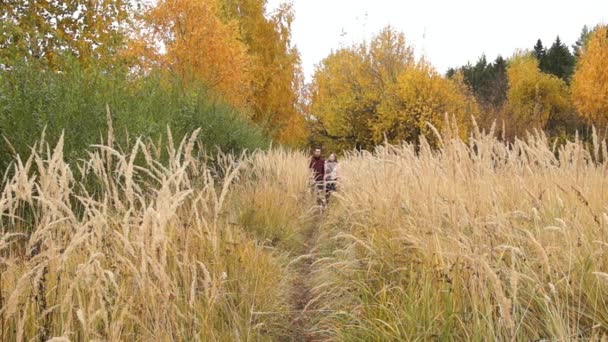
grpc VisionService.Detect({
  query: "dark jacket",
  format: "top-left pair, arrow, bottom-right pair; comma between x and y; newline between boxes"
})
309,156 -> 325,182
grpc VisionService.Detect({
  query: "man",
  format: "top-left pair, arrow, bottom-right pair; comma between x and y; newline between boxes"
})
309,147 -> 325,205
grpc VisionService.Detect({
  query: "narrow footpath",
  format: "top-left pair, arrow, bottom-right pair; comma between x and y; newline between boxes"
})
286,210 -> 323,342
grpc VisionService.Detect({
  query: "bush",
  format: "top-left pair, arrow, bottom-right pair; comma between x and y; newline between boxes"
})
0,59 -> 269,169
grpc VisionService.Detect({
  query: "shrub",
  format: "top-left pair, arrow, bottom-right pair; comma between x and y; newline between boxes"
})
0,59 -> 269,170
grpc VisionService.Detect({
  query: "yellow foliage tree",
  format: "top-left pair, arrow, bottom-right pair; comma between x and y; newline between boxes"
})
375,62 -> 478,144
571,25 -> 608,126
309,47 -> 376,150
309,26 -> 477,150
504,53 -> 571,137
219,0 -> 307,145
145,0 -> 253,109
0,0 -> 132,67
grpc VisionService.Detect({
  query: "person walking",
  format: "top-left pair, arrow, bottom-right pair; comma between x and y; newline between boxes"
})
325,153 -> 338,203
309,147 -> 325,206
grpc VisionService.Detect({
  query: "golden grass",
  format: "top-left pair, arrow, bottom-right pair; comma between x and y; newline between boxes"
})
311,126 -> 608,340
0,131 -> 314,341
3,123 -> 608,341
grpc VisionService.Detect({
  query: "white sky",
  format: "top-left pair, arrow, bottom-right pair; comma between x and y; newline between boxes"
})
267,0 -> 608,82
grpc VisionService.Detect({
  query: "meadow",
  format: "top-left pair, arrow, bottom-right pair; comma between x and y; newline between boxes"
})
2,122 -> 608,341
2,0 -> 608,340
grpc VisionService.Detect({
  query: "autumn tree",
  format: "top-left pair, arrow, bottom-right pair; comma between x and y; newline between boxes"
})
0,0 -> 133,67
374,62 -> 478,145
145,0 -> 253,108
309,26 -> 478,150
219,0 -> 307,145
310,27 -> 415,150
309,48 -> 374,150
571,25 -> 608,126
504,53 -> 571,137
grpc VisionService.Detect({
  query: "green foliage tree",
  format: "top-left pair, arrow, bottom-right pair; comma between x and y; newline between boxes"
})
573,25 -> 591,61
533,39 -> 547,69
447,55 -> 507,129
543,36 -> 575,82
0,59 -> 269,170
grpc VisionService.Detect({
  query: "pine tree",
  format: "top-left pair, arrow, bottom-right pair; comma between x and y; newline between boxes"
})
543,36 -> 575,82
450,54 -> 507,110
573,25 -> 591,61
488,56 -> 508,108
533,39 -> 546,64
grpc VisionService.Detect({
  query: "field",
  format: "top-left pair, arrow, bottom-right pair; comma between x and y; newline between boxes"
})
2,124 -> 608,341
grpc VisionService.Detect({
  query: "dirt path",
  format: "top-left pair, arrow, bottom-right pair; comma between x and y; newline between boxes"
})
286,211 -> 323,341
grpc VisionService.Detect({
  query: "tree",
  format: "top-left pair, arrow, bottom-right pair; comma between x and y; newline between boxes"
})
462,55 -> 508,109
447,55 -> 508,128
374,62 -> 478,145
571,25 -> 608,126
309,26 -> 478,150
219,0 -> 307,145
543,36 -> 575,82
0,0 -> 133,67
504,53 -> 571,137
491,56 -> 508,107
144,0 -> 253,109
572,25 -> 591,61
533,39 -> 546,68
309,47 -> 376,150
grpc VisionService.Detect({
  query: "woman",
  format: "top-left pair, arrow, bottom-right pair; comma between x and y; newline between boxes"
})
325,153 -> 338,202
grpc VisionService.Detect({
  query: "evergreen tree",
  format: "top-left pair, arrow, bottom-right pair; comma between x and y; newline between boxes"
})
488,56 -> 508,108
533,39 -> 546,66
448,54 -> 507,114
573,25 -> 591,61
543,36 -> 575,82
493,55 -> 507,73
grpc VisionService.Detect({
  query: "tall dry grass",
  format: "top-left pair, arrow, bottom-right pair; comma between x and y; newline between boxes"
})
5,119 -> 608,341
0,129 -> 314,341
311,124 -> 608,340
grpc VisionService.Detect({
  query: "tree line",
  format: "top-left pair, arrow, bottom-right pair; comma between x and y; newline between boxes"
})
1,1 -> 607,157
309,25 -> 608,151
0,0 -> 307,169
444,26 -> 607,141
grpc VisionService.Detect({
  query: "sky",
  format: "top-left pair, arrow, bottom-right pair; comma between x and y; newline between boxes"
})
266,0 -> 608,82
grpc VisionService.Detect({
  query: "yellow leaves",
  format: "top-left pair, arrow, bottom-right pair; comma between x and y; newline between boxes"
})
135,0 -> 306,145
310,27 -> 478,150
276,111 -> 308,146
505,53 -> 570,135
146,0 -> 253,109
571,25 -> 608,126
310,48 -> 370,141
368,26 -> 414,83
376,61 -> 477,143
219,0 -> 306,145
0,0 -> 131,67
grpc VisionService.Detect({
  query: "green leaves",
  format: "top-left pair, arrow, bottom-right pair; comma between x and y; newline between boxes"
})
0,59 -> 269,170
